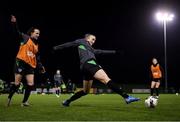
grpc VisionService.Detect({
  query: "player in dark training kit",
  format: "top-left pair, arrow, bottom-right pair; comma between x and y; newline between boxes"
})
53,34 -> 140,106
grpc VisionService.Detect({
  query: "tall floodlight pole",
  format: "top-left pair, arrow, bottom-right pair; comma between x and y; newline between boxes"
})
155,12 -> 174,93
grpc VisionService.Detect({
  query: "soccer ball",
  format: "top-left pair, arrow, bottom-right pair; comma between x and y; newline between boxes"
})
145,96 -> 158,108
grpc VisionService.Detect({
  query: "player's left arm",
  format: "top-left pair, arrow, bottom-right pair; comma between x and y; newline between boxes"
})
94,49 -> 116,55
159,65 -> 164,78
36,52 -> 46,74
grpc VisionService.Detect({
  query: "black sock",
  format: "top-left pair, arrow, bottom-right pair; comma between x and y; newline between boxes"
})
106,80 -> 128,98
57,89 -> 60,95
155,88 -> 159,96
22,85 -> 33,103
47,89 -> 49,94
67,90 -> 87,103
151,88 -> 154,96
8,84 -> 20,99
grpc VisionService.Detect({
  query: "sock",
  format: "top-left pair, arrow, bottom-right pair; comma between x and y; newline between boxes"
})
22,85 -> 33,103
67,90 -> 87,103
106,80 -> 128,98
8,84 -> 20,99
151,88 -> 154,96
47,89 -> 49,94
155,88 -> 159,96
57,89 -> 60,95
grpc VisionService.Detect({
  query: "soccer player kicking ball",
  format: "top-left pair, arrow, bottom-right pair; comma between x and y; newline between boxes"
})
53,34 -> 140,106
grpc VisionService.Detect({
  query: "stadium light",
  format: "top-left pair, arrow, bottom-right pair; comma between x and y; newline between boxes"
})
155,11 -> 174,93
156,12 -> 174,22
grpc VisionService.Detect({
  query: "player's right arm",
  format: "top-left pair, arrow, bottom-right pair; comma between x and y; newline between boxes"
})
149,65 -> 153,80
11,15 -> 29,43
53,40 -> 80,50
11,15 -> 28,41
11,15 -> 21,35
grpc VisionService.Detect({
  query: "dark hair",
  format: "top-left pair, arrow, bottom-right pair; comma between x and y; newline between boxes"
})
26,27 -> 39,36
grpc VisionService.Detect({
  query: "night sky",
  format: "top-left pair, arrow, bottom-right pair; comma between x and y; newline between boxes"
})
0,0 -> 180,87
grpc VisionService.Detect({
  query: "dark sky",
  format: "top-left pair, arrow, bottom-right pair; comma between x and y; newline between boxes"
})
0,0 -> 180,86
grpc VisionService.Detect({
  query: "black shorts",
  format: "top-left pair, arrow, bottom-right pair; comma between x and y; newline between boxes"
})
152,78 -> 162,82
82,60 -> 102,80
54,81 -> 61,87
14,59 -> 35,75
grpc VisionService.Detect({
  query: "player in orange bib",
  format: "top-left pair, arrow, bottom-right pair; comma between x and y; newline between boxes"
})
7,15 -> 45,107
150,58 -> 163,98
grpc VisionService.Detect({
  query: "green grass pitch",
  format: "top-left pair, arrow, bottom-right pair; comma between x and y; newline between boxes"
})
0,94 -> 180,121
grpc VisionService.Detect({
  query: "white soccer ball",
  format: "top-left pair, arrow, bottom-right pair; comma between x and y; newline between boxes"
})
145,96 -> 158,108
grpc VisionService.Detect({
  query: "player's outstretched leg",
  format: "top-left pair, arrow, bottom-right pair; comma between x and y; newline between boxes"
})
62,90 -> 87,107
125,96 -> 140,104
62,100 -> 70,107
106,80 -> 140,104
